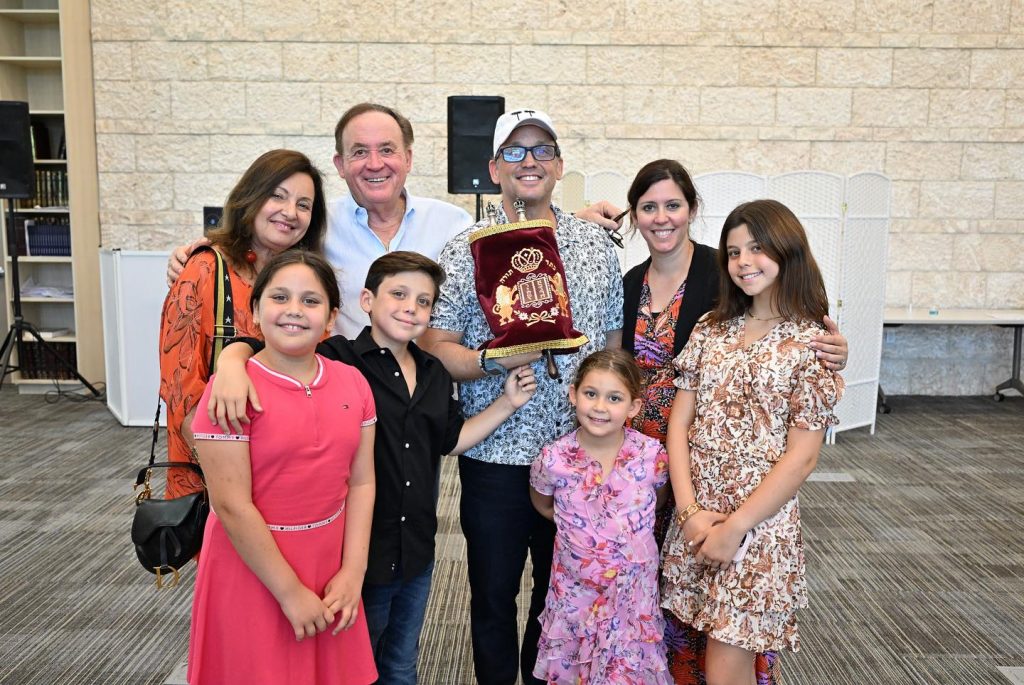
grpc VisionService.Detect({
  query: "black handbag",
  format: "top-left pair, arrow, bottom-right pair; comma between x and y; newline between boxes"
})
131,247 -> 233,588
131,402 -> 209,589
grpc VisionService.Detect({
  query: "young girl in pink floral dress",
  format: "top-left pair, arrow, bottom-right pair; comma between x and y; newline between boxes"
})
661,200 -> 844,685
529,349 -> 672,684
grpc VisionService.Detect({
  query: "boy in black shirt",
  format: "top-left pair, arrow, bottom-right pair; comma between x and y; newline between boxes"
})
208,251 -> 536,684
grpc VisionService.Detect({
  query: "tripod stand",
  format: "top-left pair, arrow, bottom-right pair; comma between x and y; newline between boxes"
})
0,197 -> 101,395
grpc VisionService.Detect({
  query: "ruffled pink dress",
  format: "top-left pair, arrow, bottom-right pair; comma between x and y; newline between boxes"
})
530,427 -> 672,684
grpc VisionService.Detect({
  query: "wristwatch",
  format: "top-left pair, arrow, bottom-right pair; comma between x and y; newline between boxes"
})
479,350 -> 505,376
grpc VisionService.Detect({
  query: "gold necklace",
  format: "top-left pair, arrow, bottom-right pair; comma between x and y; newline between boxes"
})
747,311 -> 783,321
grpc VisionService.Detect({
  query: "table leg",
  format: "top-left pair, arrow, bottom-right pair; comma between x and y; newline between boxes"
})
994,325 -> 1024,400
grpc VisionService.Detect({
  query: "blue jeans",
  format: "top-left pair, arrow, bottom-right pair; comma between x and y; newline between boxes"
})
459,455 -> 555,685
362,561 -> 435,685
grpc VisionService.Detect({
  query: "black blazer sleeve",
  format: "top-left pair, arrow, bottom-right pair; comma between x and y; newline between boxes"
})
621,242 -> 720,357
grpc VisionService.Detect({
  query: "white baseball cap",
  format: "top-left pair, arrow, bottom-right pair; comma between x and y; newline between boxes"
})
492,108 -> 558,157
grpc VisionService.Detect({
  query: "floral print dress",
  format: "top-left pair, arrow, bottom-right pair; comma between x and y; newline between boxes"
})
661,316 -> 843,653
530,428 -> 672,684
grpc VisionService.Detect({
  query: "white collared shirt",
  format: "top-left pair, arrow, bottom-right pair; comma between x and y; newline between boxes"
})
324,191 -> 472,337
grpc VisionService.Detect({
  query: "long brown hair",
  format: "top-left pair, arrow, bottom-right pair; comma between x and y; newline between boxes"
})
708,199 -> 828,324
207,149 -> 327,270
572,349 -> 643,401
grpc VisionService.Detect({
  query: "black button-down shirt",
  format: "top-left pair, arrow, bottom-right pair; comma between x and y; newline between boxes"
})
318,327 -> 464,584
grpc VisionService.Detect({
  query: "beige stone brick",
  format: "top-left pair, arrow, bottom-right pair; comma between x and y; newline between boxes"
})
580,138 -> 660,178
972,234 -> 1024,271
856,0 -> 933,32
233,0 -> 319,38
621,86 -> 699,125
738,48 -> 815,87
884,142 -> 964,180
885,271 -> 911,306
733,140 -> 811,173
281,43 -> 358,83
164,0 -> 248,40
246,82 -> 322,124
700,0 -> 779,31
776,88 -> 851,126
134,42 -> 206,81
208,135 -> 287,173
658,139 -> 738,173
207,43 -> 282,81
280,135 -> 336,174
623,0 -> 702,31
961,143 -> 1024,179
986,271 -> 1024,306
321,84 -> 399,125
393,84 -> 454,125
136,134 -> 210,172
588,46 -> 662,85
96,134 -> 136,172
95,81 -> 172,120
932,0 -> 1011,34
1006,89 -> 1024,126
471,0 -> 549,29
172,172 -> 240,210
911,270 -> 988,308
888,233 -> 955,270
550,0 -> 619,29
360,44 -> 435,83
699,87 -> 775,125
952,234 -> 985,270
971,49 -> 1024,88
91,0 -> 169,41
92,42 -> 133,81
809,141 -> 886,173
1015,0 -> 1024,31
892,49 -> 971,88
394,0 -> 474,32
539,85 -> 621,125
995,180 -> 1024,216
919,34 -> 959,49
919,181 -> 995,219
171,82 -> 246,120
663,47 -> 741,86
99,172 -> 174,210
851,88 -> 930,127
890,181 -> 920,218
778,0 -> 855,31
511,46 -> 587,85
816,48 -> 892,86
435,45 -> 510,84
929,89 -> 1005,127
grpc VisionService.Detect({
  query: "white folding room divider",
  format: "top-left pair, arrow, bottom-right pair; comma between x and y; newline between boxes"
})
565,169 -> 890,440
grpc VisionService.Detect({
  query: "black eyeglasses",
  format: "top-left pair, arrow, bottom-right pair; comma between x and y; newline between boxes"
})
495,144 -> 560,163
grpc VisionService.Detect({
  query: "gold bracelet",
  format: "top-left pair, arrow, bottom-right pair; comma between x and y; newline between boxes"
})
677,501 -> 702,526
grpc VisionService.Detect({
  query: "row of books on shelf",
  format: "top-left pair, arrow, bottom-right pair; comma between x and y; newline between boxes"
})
14,168 -> 69,210
9,217 -> 71,257
16,340 -> 78,380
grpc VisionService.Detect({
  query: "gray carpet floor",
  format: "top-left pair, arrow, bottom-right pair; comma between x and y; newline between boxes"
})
0,386 -> 1022,684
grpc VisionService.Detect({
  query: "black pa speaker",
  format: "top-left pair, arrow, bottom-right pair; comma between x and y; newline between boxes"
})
203,205 -> 223,235
0,101 -> 34,200
447,96 -> 504,195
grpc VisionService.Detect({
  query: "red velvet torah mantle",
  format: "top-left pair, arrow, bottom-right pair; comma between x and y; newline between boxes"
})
469,217 -> 588,359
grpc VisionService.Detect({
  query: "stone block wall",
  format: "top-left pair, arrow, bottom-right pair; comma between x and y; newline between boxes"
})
89,0 -> 1024,395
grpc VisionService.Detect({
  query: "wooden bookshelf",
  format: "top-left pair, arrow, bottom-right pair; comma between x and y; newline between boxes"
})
0,0 -> 102,387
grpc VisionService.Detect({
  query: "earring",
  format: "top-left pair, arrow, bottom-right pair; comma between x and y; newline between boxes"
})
245,249 -> 257,264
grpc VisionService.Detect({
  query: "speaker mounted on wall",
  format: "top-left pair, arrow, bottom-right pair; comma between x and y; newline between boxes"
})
0,101 -> 34,200
447,96 -> 504,195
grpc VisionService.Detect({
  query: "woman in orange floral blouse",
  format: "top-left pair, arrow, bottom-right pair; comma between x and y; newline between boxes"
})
159,149 -> 327,498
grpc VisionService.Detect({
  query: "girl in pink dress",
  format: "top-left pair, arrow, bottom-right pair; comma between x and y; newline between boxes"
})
188,250 -> 377,685
661,200 -> 844,685
529,349 -> 672,684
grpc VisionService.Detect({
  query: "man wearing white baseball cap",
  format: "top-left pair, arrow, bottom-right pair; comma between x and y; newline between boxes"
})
422,109 -> 623,684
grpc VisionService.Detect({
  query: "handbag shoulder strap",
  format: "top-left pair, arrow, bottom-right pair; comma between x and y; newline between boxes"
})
204,246 -> 236,372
